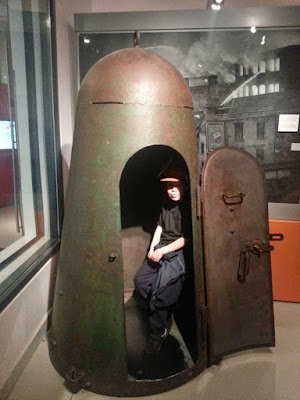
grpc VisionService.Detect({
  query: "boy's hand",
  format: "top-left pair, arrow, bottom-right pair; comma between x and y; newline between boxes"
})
147,248 -> 154,259
149,248 -> 164,263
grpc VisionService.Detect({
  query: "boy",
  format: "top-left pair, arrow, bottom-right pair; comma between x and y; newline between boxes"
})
134,167 -> 189,355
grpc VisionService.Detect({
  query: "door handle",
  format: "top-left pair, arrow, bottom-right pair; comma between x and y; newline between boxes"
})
238,239 -> 274,282
222,192 -> 245,205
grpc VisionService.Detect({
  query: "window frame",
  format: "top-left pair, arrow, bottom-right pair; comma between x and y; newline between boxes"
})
0,0 -> 62,312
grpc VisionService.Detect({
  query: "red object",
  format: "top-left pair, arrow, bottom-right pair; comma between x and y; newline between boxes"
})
269,219 -> 300,302
0,83 -> 9,120
0,149 -> 14,207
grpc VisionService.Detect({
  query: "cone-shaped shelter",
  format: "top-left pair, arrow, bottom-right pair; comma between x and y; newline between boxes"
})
49,47 -> 207,396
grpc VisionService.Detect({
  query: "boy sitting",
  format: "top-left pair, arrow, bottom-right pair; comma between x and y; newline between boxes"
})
134,167 -> 189,355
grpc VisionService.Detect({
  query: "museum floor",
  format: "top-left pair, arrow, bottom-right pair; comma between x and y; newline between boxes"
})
7,301 -> 300,400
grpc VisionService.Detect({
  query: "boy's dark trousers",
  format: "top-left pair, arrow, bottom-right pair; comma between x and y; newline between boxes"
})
134,251 -> 184,332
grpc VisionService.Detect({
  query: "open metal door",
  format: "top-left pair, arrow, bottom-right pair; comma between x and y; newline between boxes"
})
202,147 -> 275,364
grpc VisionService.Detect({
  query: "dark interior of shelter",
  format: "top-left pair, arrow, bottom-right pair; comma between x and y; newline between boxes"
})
119,145 -> 198,380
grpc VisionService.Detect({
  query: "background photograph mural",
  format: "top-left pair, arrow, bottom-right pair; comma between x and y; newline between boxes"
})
78,29 -> 300,204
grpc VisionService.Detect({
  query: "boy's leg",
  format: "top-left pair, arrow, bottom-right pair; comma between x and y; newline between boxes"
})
144,308 -> 171,355
144,280 -> 183,355
149,308 -> 169,332
134,258 -> 159,300
148,277 -> 183,333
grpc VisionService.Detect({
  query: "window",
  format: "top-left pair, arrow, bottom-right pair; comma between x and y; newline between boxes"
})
252,85 -> 258,96
252,63 -> 258,74
274,135 -> 282,154
256,147 -> 264,162
257,120 -> 265,139
201,142 -> 205,155
268,59 -> 275,72
275,57 -> 280,71
0,0 -> 61,309
259,61 -> 266,73
259,84 -> 266,95
244,86 -> 249,96
234,122 -> 243,141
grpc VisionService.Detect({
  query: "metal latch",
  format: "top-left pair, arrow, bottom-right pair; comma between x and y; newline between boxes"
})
108,253 -> 117,262
238,239 -> 274,282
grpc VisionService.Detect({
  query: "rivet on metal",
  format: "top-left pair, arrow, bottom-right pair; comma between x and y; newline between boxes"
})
108,254 -> 117,262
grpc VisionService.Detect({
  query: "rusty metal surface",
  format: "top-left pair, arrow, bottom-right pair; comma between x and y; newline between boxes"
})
202,147 -> 275,363
49,48 -> 207,396
78,48 -> 193,108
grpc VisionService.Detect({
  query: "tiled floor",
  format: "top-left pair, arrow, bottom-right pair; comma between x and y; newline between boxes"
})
7,301 -> 300,400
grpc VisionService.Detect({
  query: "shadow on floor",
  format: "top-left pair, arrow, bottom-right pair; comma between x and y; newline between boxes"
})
125,294 -> 194,380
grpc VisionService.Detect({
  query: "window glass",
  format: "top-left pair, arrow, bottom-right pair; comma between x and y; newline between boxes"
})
259,61 -> 266,73
268,59 -> 275,72
257,120 -> 265,139
244,86 -> 249,96
201,142 -> 205,154
259,84 -> 266,94
252,85 -> 258,95
269,83 -> 275,93
256,147 -> 264,162
252,63 -> 258,74
0,0 -> 61,307
234,122 -> 243,141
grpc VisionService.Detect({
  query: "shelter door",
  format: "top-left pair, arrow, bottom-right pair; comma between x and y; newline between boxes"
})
201,147 -> 275,364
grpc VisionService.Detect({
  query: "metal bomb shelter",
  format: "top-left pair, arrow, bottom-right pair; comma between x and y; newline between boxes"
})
49,46 -> 275,396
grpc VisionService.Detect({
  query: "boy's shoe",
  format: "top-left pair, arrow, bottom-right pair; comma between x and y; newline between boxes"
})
144,329 -> 168,355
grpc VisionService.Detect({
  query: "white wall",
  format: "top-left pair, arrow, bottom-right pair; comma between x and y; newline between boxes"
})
1,0 -> 300,397
0,255 -> 58,398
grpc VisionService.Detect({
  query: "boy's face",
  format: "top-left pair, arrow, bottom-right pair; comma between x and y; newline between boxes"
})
165,182 -> 182,202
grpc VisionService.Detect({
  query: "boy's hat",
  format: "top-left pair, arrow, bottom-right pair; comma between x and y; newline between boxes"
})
159,167 -> 186,183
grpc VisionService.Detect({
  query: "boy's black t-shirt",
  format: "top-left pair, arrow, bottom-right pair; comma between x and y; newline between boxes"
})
158,200 -> 190,245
